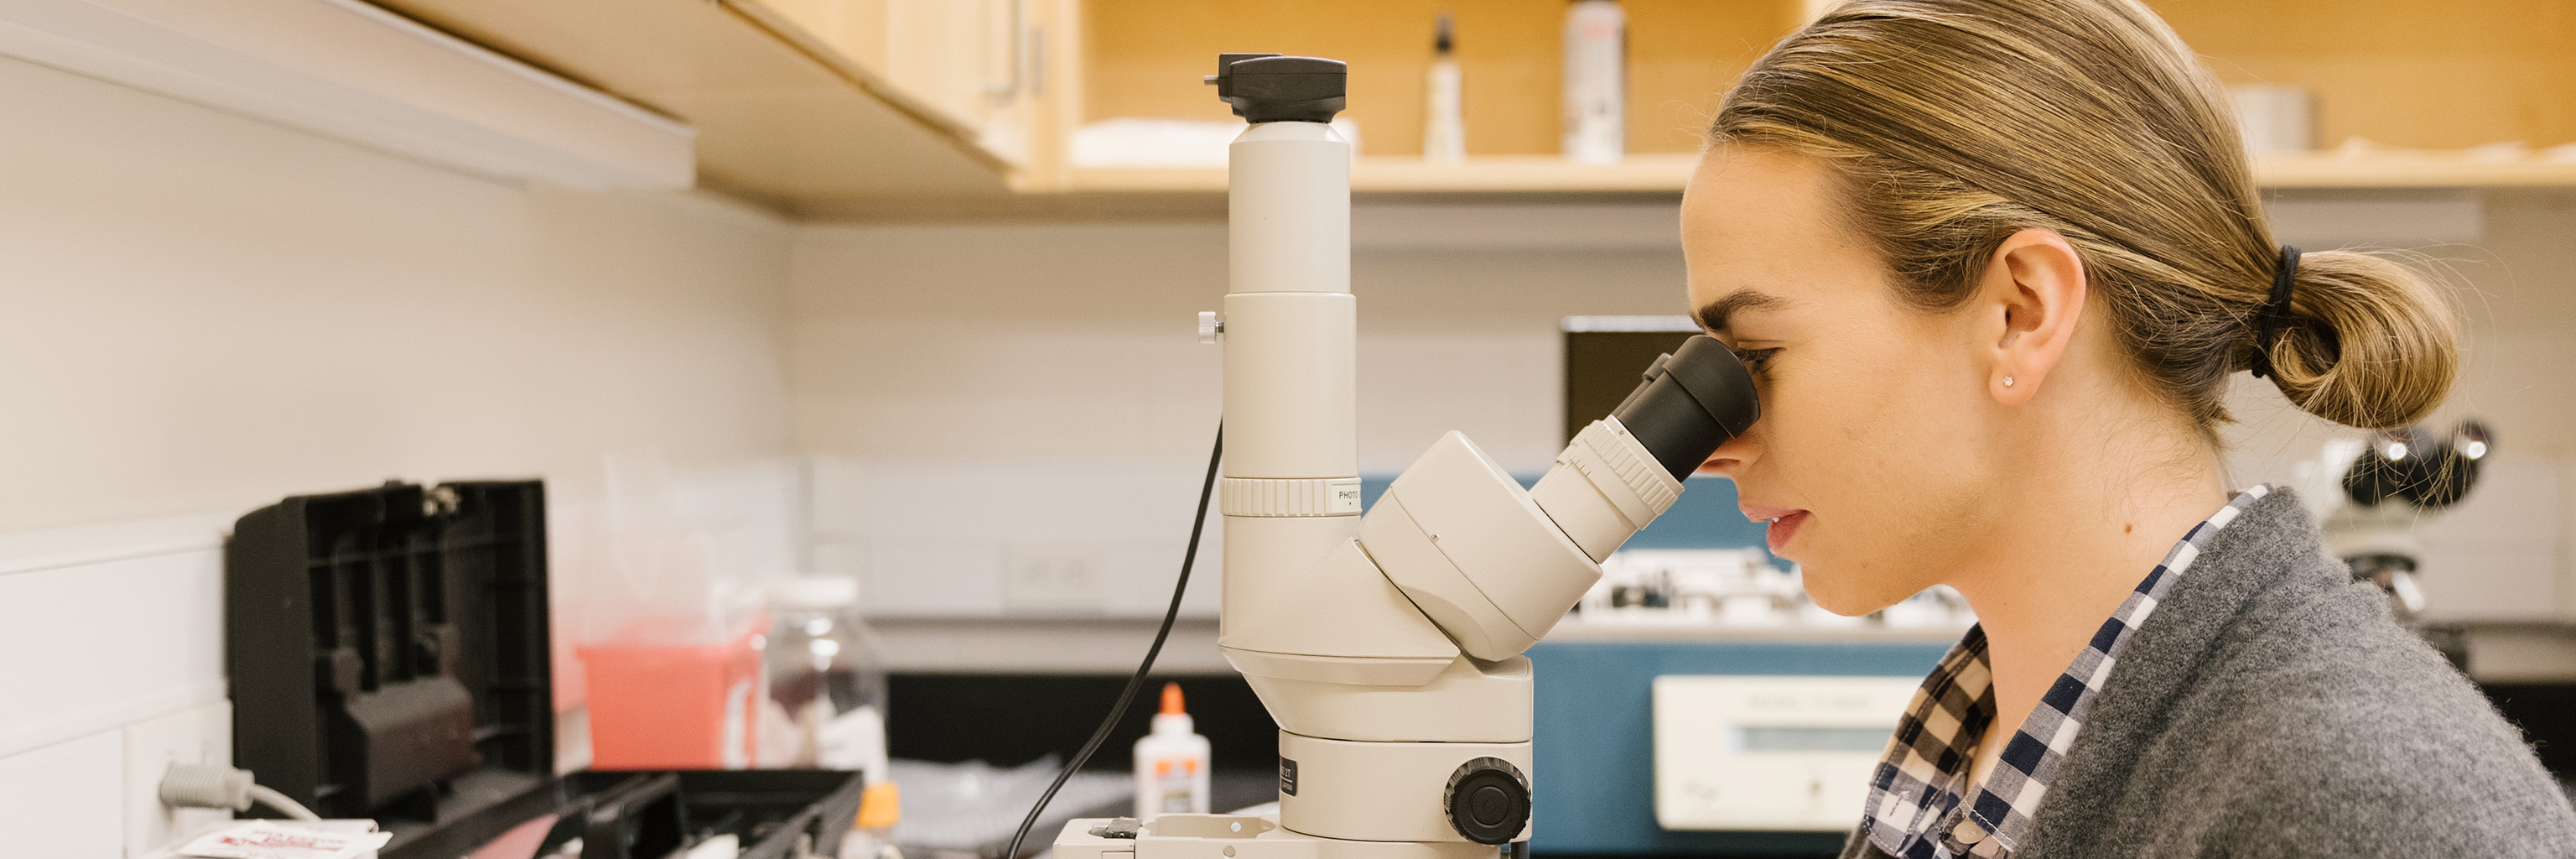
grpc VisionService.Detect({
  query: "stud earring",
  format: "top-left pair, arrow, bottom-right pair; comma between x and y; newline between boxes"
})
2003,376 -> 2017,388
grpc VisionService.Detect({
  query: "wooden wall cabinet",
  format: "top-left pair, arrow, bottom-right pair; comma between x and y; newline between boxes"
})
373,0 -> 1070,212
738,0 -> 1051,168
371,0 -> 2576,212
1057,0 -> 2576,193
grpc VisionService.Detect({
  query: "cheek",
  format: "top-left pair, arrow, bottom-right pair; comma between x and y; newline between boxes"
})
1762,336 -> 1989,612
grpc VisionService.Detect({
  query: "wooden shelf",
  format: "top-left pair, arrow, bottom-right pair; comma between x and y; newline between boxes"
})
1062,154 -> 1700,194
1083,0 -> 1797,159
2256,151 -> 2576,189
1062,151 -> 2576,195
1351,154 -> 1701,193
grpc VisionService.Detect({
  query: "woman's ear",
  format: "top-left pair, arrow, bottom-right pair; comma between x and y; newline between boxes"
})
1980,229 -> 2086,404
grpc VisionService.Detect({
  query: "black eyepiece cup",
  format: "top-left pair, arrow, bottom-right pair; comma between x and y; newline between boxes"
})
1609,336 -> 1761,481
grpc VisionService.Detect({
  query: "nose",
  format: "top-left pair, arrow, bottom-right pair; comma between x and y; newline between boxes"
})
1696,422 -> 1762,477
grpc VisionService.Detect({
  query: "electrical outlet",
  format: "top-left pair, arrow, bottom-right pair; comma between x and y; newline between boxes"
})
1001,541 -> 1108,613
122,701 -> 232,857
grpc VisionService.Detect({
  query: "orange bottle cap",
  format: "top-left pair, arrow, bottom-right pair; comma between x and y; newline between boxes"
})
856,781 -> 901,830
1159,682 -> 1186,716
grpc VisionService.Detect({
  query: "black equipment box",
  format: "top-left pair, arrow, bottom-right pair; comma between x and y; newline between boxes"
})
226,480 -> 862,857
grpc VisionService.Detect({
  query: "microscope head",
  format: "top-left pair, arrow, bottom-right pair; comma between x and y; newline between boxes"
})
1363,336 -> 1762,660
1208,54 -> 1347,123
2344,419 -> 2491,510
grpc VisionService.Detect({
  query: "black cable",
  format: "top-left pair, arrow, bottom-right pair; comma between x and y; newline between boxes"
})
1000,425 -> 1223,859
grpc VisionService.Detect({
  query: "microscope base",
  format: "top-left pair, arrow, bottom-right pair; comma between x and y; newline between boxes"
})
1053,815 -> 1514,859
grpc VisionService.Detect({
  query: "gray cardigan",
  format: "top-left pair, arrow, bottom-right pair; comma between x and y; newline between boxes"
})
1843,487 -> 2576,858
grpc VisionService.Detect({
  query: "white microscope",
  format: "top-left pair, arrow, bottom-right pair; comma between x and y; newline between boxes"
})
1053,55 -> 1759,859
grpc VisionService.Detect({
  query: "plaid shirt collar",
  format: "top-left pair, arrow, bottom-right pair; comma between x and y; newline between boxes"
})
1858,485 -> 2274,859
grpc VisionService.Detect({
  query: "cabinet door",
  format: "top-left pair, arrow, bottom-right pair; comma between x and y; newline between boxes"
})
741,0 -> 1039,166
887,0 -> 1038,165
881,0 -> 1004,135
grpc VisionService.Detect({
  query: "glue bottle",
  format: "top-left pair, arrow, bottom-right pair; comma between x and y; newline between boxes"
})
1131,683 -> 1211,818
839,781 -> 903,859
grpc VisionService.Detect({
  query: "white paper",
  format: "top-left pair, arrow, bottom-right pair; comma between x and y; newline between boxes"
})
179,821 -> 391,859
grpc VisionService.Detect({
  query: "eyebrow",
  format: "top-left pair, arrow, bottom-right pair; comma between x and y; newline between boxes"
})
1694,290 -> 1791,336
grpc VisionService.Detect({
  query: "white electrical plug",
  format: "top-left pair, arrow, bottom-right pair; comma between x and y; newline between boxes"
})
158,763 -> 320,820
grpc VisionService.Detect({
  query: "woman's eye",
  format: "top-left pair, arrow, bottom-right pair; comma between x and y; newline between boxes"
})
1737,348 -> 1779,375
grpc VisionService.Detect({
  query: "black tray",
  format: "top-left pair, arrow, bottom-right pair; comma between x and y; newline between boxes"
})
382,769 -> 865,859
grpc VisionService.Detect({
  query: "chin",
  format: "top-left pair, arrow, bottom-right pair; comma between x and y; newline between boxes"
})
1799,562 -> 1912,617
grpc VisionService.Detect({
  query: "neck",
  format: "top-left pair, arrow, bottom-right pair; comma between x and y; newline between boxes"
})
1948,392 -> 2227,776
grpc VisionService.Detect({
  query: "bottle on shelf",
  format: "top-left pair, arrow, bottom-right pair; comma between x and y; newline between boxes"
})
1424,13 -> 1466,164
1562,0 -> 1626,164
762,575 -> 891,778
1131,682 -> 1212,819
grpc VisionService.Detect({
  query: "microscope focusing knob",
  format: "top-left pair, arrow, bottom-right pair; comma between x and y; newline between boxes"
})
1442,757 -> 1531,845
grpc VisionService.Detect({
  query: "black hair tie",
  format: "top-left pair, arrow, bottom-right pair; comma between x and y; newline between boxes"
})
2250,245 -> 2301,379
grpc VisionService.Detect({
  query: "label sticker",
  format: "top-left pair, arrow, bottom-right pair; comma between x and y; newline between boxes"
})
177,821 -> 392,859
1328,479 -> 1363,514
1280,757 -> 1300,796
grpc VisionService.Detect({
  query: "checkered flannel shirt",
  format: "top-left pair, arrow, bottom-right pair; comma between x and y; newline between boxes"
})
1857,485 -> 2274,859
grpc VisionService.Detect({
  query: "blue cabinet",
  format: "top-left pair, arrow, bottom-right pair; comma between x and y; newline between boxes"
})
1527,638 -> 1950,856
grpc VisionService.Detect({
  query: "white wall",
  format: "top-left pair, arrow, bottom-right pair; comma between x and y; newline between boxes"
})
0,48 -> 796,856
786,218 -> 1692,631
787,193 -> 2576,647
0,59 -> 797,534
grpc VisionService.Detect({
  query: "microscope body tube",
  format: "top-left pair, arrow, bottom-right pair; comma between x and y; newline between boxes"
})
1223,120 -> 1353,476
1217,120 -> 1457,669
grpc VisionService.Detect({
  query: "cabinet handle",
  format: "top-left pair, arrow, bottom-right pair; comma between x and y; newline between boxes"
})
984,0 -> 1025,102
1028,23 -> 1046,97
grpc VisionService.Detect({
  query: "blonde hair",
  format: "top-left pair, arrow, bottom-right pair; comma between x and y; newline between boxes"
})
1711,0 -> 2457,432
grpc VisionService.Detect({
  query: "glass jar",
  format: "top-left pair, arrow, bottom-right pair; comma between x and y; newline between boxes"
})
763,576 -> 891,774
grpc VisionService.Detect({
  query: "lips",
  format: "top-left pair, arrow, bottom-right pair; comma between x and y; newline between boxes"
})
1740,503 -> 1810,554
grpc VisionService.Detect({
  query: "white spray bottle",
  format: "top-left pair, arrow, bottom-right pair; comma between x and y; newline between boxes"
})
1562,0 -> 1626,164
1423,13 -> 1466,164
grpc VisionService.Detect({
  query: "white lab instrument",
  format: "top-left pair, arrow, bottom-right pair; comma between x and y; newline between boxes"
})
1649,675 -> 1917,831
1056,53 -> 1759,859
2229,84 -> 2314,154
1562,0 -> 1627,164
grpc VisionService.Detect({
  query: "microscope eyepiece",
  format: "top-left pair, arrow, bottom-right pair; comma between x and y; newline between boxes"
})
1609,335 -> 1761,481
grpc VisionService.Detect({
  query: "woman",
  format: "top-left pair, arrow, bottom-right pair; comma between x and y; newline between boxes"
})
1683,1 -> 2576,856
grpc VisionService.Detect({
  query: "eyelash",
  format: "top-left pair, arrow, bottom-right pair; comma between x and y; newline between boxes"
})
1737,348 -> 1779,376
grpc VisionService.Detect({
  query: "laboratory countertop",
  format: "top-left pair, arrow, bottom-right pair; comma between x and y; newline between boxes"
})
1545,621 -> 1971,644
